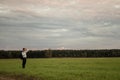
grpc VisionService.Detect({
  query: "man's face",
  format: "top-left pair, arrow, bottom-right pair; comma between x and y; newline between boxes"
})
25,48 -> 27,51
23,48 -> 27,51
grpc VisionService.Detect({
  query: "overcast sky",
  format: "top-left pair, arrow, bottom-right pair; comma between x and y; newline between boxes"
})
0,0 -> 120,50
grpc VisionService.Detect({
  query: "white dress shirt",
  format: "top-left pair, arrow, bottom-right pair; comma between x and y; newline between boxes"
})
22,50 -> 28,58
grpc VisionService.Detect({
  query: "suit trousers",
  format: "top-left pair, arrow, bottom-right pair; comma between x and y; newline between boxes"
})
22,58 -> 26,68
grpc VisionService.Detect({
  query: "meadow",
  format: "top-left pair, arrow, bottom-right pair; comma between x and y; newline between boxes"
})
0,58 -> 120,80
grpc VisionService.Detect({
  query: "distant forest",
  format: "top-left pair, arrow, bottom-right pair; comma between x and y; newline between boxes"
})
0,49 -> 120,58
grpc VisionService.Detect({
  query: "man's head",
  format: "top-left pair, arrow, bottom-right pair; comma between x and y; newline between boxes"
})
23,48 -> 27,51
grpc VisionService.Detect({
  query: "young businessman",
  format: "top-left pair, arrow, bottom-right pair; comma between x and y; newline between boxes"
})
22,48 -> 29,68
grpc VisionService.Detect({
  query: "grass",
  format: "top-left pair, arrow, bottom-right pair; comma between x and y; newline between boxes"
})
0,58 -> 120,80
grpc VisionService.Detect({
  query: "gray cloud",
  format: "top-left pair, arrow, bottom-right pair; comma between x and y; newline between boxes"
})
0,0 -> 120,50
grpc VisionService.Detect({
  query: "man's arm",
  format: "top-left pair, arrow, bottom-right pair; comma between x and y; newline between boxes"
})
25,48 -> 29,53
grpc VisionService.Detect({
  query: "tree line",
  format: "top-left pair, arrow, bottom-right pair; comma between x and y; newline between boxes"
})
0,49 -> 120,59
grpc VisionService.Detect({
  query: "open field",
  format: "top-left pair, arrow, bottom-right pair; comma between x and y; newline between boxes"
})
0,58 -> 120,80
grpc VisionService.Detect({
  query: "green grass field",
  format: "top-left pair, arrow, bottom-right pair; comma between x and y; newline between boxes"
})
0,58 -> 120,80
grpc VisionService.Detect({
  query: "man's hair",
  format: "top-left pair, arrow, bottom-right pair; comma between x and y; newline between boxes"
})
23,48 -> 26,51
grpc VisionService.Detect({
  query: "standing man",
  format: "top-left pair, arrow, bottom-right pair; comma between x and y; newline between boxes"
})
22,48 -> 29,68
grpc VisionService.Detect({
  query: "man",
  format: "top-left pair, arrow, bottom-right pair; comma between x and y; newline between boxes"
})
22,48 -> 29,68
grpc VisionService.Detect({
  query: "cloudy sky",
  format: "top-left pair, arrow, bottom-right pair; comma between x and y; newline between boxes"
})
0,0 -> 120,50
